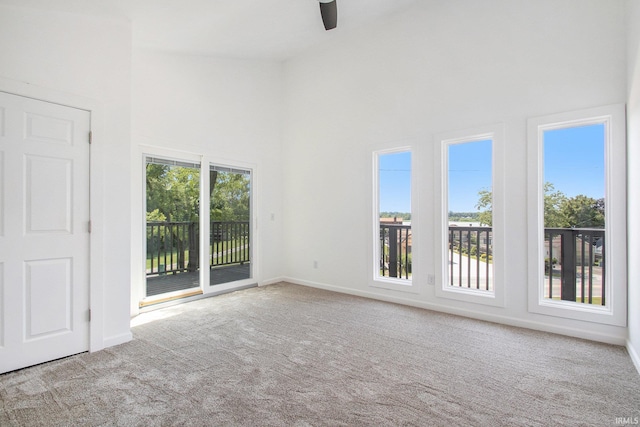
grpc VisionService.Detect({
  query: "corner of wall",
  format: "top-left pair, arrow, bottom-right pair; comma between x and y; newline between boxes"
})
103,332 -> 134,349
628,340 -> 640,375
626,0 -> 640,364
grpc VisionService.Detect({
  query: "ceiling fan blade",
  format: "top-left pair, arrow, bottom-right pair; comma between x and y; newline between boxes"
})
319,0 -> 337,30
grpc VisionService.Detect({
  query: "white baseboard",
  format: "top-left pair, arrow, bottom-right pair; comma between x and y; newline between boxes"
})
627,340 -> 640,375
101,332 -> 133,350
260,277 -> 287,287
283,277 -> 627,346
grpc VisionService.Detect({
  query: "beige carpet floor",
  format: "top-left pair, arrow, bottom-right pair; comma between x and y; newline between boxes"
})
1,282 -> 639,426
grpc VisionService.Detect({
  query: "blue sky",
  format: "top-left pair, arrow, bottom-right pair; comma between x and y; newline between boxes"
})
378,123 -> 604,214
543,123 -> 604,200
448,140 -> 492,212
379,151 -> 411,212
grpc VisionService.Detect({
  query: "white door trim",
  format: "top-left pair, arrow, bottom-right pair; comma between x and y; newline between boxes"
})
131,141 -> 260,316
0,77 -> 106,352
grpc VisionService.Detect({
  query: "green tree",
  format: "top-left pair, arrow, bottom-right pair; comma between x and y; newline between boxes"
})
475,189 -> 493,226
211,171 -> 250,221
476,183 -> 568,227
474,183 -> 604,229
448,211 -> 480,222
146,163 -> 200,222
146,164 -> 171,218
543,183 -> 568,228
171,167 -> 200,222
561,195 -> 604,228
380,212 -> 411,220
146,209 -> 166,222
146,165 -> 251,223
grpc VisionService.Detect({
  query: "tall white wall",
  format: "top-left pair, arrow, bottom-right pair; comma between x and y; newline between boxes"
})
0,5 -> 132,347
626,0 -> 640,370
131,49 -> 284,313
0,0 -> 632,353
282,0 -> 628,343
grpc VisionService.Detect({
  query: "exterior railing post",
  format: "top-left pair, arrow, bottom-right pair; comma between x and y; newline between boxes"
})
388,226 -> 398,278
560,229 -> 577,302
176,224 -> 184,273
187,222 -> 199,272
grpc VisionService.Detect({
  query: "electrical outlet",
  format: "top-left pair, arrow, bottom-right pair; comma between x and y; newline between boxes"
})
427,274 -> 435,285
313,260 -> 318,269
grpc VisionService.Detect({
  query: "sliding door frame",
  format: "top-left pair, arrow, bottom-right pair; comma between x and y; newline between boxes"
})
135,144 -> 259,312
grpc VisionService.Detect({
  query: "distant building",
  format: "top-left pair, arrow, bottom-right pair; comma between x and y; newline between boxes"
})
380,217 -> 411,226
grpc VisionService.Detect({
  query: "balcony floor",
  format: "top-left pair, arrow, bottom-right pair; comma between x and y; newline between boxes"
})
146,263 -> 251,297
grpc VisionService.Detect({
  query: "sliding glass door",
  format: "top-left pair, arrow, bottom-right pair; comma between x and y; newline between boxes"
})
209,165 -> 252,285
145,157 -> 201,298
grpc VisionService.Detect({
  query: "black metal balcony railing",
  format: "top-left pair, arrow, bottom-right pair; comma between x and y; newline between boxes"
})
379,224 -> 605,306
544,228 -> 605,305
146,221 -> 250,276
449,226 -> 492,291
147,221 -> 199,276
210,221 -> 251,267
379,223 -> 412,279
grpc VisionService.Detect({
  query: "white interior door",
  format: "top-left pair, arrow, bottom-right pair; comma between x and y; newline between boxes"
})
0,91 -> 90,374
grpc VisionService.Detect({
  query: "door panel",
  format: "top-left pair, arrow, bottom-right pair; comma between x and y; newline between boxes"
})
25,258 -> 72,339
24,112 -> 74,146
25,155 -> 72,233
144,159 -> 201,300
0,91 -> 90,374
209,165 -> 252,286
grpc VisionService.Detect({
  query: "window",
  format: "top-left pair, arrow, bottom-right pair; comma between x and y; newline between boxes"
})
435,125 -> 505,306
447,139 -> 493,291
527,105 -> 626,325
373,148 -> 413,288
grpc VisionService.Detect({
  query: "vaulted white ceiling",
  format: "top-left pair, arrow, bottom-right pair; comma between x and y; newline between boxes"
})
0,0 -> 418,60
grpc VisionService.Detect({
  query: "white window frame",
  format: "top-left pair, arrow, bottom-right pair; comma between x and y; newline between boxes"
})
137,145 -> 259,311
527,104 -> 626,326
207,162 -> 254,286
199,158 -> 259,295
435,124 -> 505,307
371,146 -> 416,292
141,149 -> 204,307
